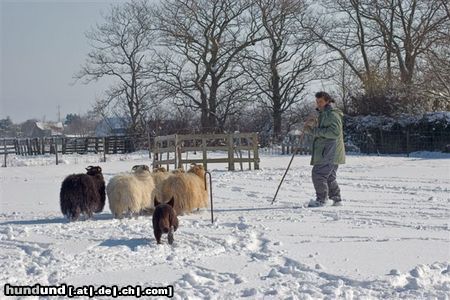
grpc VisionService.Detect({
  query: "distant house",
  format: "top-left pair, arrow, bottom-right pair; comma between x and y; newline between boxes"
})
30,122 -> 64,137
95,117 -> 129,137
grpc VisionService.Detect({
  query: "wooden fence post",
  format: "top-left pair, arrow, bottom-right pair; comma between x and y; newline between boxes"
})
31,138 -> 35,155
253,133 -> 260,170
103,137 -> 107,162
84,138 -> 88,154
54,138 -> 59,165
247,137 -> 251,170
176,135 -> 183,169
35,138 -> 39,155
14,139 -> 18,155
406,130 -> 410,157
166,141 -> 170,171
202,137 -> 208,171
3,139 -> 7,167
147,131 -> 152,159
227,134 -> 235,171
95,138 -> 99,154
153,137 -> 159,168
62,137 -> 66,154
26,138 -> 30,155
236,135 -> 243,171
40,138 -> 43,154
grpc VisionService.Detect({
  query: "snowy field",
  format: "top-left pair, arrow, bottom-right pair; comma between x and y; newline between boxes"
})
1,151 -> 449,299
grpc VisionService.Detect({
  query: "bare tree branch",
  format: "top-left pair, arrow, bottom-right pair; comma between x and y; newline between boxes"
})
151,0 -> 265,132
75,0 -> 156,134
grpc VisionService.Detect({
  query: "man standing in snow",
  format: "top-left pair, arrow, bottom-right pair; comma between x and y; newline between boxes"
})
303,92 -> 345,207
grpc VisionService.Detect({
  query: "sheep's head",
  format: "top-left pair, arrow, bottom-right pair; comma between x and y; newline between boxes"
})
86,166 -> 102,175
171,168 -> 185,174
152,167 -> 167,173
188,163 -> 205,178
132,165 -> 151,174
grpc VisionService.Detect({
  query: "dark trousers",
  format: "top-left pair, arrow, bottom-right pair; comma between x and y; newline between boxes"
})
312,164 -> 341,202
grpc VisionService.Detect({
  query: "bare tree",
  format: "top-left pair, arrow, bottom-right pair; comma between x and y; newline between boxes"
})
151,0 -> 266,132
304,0 -> 449,96
241,0 -> 316,141
329,59 -> 359,115
359,0 -> 449,86
64,114 -> 97,137
302,0 -> 378,94
75,0 -> 155,135
418,25 -> 450,110
443,0 -> 450,19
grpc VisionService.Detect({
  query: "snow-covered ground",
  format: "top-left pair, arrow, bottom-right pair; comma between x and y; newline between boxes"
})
1,152 -> 449,299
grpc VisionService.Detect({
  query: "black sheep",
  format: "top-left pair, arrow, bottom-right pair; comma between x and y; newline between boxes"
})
60,166 -> 105,221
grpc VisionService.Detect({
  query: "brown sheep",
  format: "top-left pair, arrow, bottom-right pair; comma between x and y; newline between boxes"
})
157,164 -> 208,215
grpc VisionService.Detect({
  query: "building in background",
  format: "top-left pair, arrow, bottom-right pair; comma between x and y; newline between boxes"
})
95,117 -> 128,137
28,122 -> 64,137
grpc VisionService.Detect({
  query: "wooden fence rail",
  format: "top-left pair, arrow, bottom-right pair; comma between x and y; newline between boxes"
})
0,135 -> 151,167
153,133 -> 260,171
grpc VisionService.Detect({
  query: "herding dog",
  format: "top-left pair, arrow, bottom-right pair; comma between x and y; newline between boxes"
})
152,197 -> 179,245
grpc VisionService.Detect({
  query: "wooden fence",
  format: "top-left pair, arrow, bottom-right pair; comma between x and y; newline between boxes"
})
1,133 -> 260,170
153,133 -> 260,171
0,136 -> 151,167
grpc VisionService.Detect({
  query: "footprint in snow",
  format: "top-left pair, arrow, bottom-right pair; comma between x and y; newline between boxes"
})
246,192 -> 259,198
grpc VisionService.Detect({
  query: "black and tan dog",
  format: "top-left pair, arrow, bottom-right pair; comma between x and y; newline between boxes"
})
152,197 -> 179,245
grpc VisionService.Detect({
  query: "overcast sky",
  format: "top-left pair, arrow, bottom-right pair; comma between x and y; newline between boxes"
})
0,0 -> 126,123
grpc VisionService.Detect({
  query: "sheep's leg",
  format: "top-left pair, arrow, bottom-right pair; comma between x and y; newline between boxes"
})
168,226 -> 174,245
154,229 -> 162,244
126,210 -> 133,219
71,212 -> 80,222
129,210 -> 137,220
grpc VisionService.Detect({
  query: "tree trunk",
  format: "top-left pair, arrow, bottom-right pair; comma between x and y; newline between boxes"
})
271,55 -> 282,141
200,108 -> 209,133
208,79 -> 219,132
273,108 -> 282,142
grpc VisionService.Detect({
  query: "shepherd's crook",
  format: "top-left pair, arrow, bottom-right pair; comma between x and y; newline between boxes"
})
271,132 -> 306,205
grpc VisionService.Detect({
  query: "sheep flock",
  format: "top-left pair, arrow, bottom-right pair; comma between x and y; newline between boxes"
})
59,163 -> 209,223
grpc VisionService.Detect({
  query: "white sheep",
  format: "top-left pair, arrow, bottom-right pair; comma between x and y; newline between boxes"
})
106,165 -> 155,219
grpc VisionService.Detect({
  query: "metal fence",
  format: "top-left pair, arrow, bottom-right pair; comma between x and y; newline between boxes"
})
347,130 -> 450,155
273,129 -> 450,156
